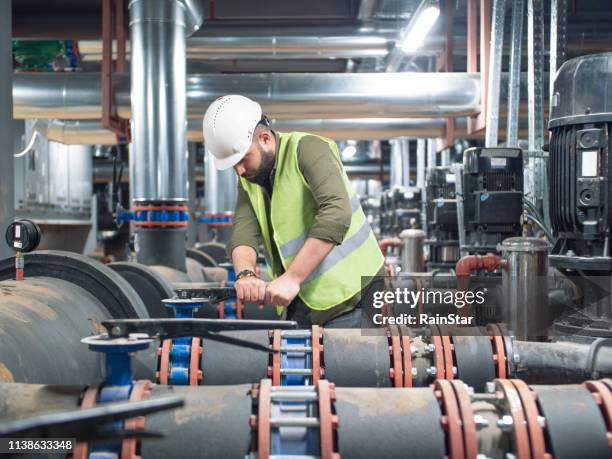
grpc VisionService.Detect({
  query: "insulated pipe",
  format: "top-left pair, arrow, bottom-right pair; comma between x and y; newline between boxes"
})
2,380 -> 611,459
0,277 -> 156,385
78,35 -> 392,60
129,0 -> 190,202
12,72 -> 481,120
36,117 -> 531,145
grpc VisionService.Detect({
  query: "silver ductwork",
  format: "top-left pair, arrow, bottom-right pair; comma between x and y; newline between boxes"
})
35,117 -> 529,145
129,0 -> 197,202
78,35 -> 391,60
12,72 -> 481,121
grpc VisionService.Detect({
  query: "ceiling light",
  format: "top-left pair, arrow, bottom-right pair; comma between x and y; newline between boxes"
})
399,1 -> 440,54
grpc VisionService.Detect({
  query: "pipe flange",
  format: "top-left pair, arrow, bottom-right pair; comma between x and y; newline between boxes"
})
255,379 -> 272,459
434,379 -> 465,459
401,335 -> 413,387
584,380 -> 612,448
318,380 -> 340,459
189,337 -> 203,385
132,204 -> 189,228
495,379 -> 531,459
387,332 -> 403,387
72,385 -> 100,459
449,380 -> 478,459
73,380 -> 151,459
510,379 -> 548,459
487,323 -> 508,379
121,380 -> 153,459
156,339 -> 172,385
312,325 -> 323,384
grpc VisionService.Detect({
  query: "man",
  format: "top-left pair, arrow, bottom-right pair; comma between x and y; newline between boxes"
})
203,95 -> 385,327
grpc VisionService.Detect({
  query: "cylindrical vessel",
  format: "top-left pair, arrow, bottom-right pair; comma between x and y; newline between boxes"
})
499,237 -> 551,338
399,228 -> 426,272
129,0 -> 188,202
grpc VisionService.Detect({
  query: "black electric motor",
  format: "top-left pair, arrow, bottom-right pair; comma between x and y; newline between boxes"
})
461,147 -> 524,252
549,52 -> 612,269
547,53 -> 612,336
426,167 -> 460,267
379,186 -> 422,237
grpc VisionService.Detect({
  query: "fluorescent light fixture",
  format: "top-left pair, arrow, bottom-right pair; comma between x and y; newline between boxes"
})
399,1 -> 440,54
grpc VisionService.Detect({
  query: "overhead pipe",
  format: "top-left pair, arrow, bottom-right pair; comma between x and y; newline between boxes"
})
128,0 -> 203,272
78,35 -> 392,60
35,117 -> 530,145
12,71 -> 481,120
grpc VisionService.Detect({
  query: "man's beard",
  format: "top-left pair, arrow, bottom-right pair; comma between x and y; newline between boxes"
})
245,146 -> 275,186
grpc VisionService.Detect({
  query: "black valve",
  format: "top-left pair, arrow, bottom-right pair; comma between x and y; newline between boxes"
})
5,219 -> 41,253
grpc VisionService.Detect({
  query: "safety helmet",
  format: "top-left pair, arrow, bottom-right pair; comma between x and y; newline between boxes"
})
203,95 -> 263,170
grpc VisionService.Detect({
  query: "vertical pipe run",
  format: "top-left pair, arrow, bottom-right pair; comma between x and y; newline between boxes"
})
400,228 -> 426,273
484,0 -> 506,148
506,0 -> 524,147
129,0 -> 188,202
526,0 -> 547,222
129,0 -> 199,270
389,139 -> 404,189
549,0 -> 568,110
0,0 -> 13,259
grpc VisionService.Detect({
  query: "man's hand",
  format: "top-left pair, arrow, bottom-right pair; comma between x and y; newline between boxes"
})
264,272 -> 301,307
235,276 -> 267,304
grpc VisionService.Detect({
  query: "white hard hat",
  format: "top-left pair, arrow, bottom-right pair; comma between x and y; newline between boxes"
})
203,95 -> 263,170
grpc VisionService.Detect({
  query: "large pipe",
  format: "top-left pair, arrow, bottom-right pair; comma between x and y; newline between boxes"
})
129,0 -> 203,272
79,35 -> 392,60
2,380 -> 611,459
129,0 -> 190,202
12,72 -> 481,120
0,250 -> 157,385
36,117 -> 530,145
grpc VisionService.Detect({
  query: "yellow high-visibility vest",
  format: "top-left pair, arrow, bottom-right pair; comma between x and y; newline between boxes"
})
240,132 -> 384,311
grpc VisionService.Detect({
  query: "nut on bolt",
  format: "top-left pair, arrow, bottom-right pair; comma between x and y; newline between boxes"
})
485,382 -> 496,394
426,366 -> 437,377
473,415 -> 489,430
426,343 -> 436,353
497,415 -> 514,432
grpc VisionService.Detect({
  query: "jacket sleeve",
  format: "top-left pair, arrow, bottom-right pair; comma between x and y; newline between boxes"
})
226,182 -> 262,259
297,135 -> 352,245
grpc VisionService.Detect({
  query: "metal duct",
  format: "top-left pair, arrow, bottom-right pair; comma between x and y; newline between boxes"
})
204,149 -> 237,214
12,72 -> 481,121
129,0 -> 193,202
37,117 -> 529,145
78,35 -> 391,60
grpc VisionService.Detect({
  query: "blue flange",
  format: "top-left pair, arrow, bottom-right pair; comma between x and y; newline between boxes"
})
81,334 -> 153,459
218,263 -> 238,319
162,298 -> 205,385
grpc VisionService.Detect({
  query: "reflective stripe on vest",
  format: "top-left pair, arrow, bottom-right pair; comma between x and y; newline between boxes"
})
280,193 -> 361,259
304,218 -> 374,283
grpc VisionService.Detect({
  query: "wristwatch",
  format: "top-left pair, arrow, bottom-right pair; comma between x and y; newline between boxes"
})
235,269 -> 258,281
